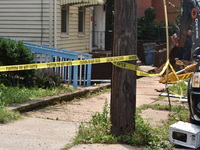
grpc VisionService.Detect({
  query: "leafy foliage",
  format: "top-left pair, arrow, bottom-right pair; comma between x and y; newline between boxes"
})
168,79 -> 189,97
73,100 -> 114,144
0,38 -> 35,87
138,7 -> 177,41
0,39 -> 33,65
138,7 -> 158,40
33,69 -> 63,89
144,7 -> 156,22
167,1 -> 181,25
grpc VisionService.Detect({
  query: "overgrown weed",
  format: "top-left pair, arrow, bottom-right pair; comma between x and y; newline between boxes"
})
63,101 -> 173,150
0,107 -> 21,124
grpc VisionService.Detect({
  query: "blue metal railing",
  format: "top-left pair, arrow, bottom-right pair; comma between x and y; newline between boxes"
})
1,38 -> 92,88
24,42 -> 92,89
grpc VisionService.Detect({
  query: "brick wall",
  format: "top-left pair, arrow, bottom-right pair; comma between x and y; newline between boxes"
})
138,0 -> 152,17
152,0 -> 180,22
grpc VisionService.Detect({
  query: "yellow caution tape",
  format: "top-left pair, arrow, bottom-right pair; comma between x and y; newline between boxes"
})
112,62 -> 137,71
0,55 -> 137,72
168,62 -> 184,98
169,63 -> 180,81
138,60 -> 169,77
112,59 -> 186,99
0,52 -> 188,99
113,60 -> 169,77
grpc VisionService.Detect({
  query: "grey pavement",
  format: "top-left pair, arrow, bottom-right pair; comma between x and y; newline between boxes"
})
0,117 -> 78,150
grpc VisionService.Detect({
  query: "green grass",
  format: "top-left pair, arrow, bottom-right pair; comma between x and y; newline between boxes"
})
0,107 -> 21,124
137,103 -> 189,141
0,84 -> 74,106
152,96 -> 166,101
168,79 -> 189,96
137,103 -> 188,113
0,84 -> 74,124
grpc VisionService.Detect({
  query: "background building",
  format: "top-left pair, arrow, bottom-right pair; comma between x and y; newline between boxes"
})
138,0 -> 181,22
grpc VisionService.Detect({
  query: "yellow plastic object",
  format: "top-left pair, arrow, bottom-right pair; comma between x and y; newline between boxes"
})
159,63 -> 196,83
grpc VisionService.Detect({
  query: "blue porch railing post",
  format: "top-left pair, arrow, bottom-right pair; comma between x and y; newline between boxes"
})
86,64 -> 92,86
83,64 -> 87,86
86,55 -> 92,86
68,60 -> 72,84
73,65 -> 78,88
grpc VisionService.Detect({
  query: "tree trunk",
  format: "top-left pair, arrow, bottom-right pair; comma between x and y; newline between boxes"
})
110,0 -> 137,136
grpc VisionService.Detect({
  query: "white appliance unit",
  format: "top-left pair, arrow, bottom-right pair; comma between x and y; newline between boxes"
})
169,121 -> 200,149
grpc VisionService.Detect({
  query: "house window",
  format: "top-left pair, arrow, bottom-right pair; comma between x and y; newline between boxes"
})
78,7 -> 85,34
61,5 -> 69,36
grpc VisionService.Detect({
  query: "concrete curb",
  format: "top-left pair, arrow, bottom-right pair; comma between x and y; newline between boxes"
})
8,83 -> 111,113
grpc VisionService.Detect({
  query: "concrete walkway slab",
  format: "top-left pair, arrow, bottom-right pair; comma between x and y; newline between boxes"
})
0,117 -> 78,150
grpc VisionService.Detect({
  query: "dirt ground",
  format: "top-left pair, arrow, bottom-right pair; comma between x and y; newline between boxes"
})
24,76 -> 186,127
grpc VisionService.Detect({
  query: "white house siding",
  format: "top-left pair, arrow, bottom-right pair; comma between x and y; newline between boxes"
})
0,0 -> 51,46
56,1 -> 90,54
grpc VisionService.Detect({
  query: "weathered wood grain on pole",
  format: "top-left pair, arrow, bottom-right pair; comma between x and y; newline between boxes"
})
111,0 -> 137,136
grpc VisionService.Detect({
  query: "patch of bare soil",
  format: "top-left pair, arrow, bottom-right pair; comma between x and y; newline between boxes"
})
24,93 -> 110,122
141,108 -> 170,126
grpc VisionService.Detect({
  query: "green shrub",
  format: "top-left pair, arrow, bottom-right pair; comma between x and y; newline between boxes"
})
138,7 -> 177,41
33,69 -> 63,88
0,38 -> 35,87
144,7 -> 156,22
138,7 -> 158,40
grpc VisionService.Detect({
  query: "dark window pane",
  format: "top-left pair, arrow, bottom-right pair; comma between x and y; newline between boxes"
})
78,7 -> 84,33
61,7 -> 67,32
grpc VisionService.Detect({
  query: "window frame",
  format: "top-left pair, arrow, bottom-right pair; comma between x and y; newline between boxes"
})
61,5 -> 69,37
78,6 -> 85,35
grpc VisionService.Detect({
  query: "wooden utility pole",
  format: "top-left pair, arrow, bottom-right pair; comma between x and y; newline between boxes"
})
111,0 -> 137,136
